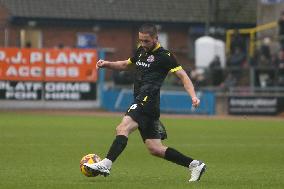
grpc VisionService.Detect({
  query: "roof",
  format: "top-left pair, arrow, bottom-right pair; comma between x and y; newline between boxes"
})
0,0 -> 256,24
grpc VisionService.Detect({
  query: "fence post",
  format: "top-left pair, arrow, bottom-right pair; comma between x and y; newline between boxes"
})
250,66 -> 255,90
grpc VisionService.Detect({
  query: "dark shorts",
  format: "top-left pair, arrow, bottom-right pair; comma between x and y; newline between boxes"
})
125,103 -> 167,141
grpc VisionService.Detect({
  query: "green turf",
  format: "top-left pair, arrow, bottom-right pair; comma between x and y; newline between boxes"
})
0,112 -> 283,189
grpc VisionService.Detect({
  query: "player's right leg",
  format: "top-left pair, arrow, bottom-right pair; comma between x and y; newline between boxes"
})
84,115 -> 138,176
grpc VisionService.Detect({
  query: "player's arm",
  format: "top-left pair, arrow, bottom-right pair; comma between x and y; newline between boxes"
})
174,69 -> 200,108
164,51 -> 200,108
96,59 -> 131,70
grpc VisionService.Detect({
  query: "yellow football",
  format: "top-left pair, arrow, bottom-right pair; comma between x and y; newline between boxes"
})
80,154 -> 101,177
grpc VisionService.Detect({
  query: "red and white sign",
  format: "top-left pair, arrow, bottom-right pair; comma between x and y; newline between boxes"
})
0,48 -> 98,81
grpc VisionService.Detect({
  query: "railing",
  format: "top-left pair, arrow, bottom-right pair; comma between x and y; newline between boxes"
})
108,66 -> 284,93
226,21 -> 278,57
195,66 -> 284,91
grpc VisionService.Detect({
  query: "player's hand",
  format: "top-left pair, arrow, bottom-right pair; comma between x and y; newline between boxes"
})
191,96 -> 200,108
96,59 -> 106,69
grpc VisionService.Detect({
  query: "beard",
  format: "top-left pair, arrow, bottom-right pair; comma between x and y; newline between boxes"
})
143,43 -> 156,52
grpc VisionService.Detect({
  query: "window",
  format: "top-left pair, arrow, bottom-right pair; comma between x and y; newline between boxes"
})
158,32 -> 168,50
20,29 -> 42,48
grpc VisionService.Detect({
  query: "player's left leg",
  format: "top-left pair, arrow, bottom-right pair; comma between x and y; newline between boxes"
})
144,139 -> 193,166
140,120 -> 194,167
144,139 -> 206,182
156,120 -> 167,140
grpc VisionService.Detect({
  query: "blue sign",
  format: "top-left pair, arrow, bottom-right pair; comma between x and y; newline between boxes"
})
77,33 -> 97,48
101,88 -> 216,115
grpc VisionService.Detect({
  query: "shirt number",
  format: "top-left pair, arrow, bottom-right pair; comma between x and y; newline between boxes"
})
128,104 -> 138,112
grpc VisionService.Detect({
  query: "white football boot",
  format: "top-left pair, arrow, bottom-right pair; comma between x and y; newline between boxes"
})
83,161 -> 111,177
188,160 -> 206,182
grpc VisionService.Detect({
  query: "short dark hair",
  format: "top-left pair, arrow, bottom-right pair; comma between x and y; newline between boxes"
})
139,24 -> 158,37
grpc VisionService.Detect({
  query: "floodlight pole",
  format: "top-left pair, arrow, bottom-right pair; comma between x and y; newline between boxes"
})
205,0 -> 213,35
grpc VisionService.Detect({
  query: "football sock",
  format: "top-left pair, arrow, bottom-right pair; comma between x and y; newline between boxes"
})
106,135 -> 128,162
164,147 -> 193,167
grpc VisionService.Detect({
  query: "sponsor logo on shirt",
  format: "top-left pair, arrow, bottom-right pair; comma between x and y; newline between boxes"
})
136,60 -> 150,68
147,55 -> 155,62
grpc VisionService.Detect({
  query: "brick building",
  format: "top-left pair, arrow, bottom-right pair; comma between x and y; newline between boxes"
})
0,0 -> 256,68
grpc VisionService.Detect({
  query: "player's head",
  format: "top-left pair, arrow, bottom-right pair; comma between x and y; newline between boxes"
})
138,23 -> 158,52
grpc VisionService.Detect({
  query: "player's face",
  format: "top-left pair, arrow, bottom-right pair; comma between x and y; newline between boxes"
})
139,32 -> 158,52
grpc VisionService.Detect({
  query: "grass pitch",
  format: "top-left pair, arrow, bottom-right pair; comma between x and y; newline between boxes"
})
0,112 -> 283,189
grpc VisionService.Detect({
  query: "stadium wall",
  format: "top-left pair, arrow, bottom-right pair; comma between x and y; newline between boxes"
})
0,4 -> 8,46
0,22 -> 190,67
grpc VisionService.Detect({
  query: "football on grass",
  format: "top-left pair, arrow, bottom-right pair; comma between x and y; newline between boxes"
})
80,154 -> 101,177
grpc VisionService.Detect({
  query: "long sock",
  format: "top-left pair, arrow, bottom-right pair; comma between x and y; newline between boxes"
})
106,135 -> 128,162
164,147 -> 193,167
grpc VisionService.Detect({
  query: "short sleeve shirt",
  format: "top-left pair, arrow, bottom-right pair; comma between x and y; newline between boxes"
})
128,44 -> 182,118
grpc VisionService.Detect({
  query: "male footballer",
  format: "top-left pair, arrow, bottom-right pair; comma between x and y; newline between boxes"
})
84,23 -> 206,182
